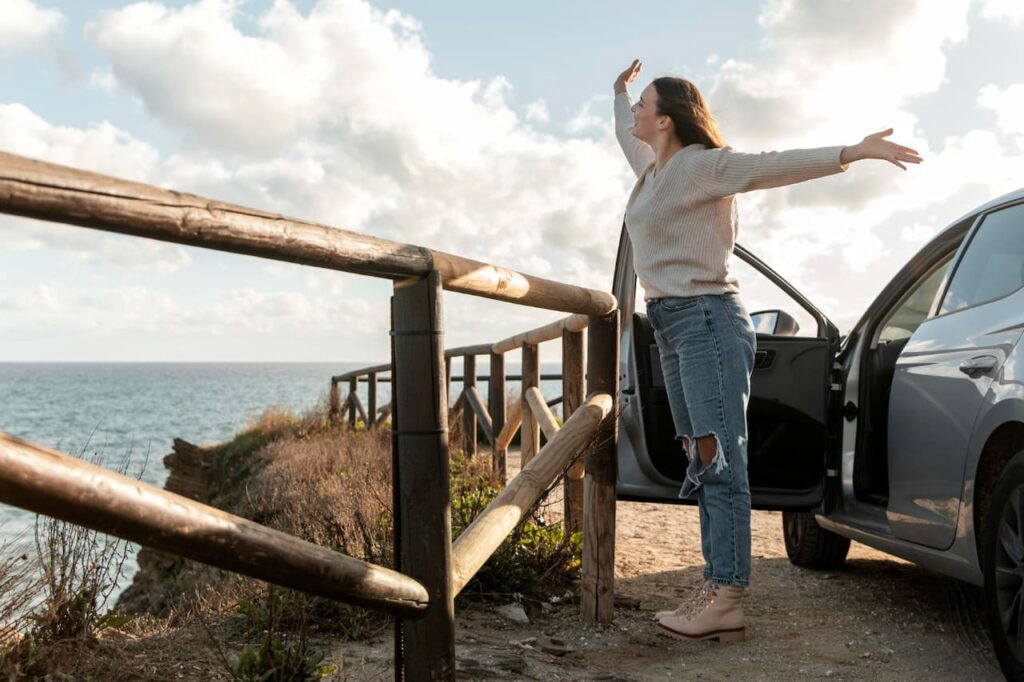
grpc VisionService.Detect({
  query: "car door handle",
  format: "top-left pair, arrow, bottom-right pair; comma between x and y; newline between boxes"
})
959,355 -> 998,377
754,349 -> 775,370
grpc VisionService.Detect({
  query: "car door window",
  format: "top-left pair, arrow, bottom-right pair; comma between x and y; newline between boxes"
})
876,255 -> 953,344
631,254 -> 819,337
728,255 -> 818,337
939,204 -> 1024,315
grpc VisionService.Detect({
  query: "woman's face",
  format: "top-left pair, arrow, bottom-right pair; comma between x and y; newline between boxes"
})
631,83 -> 664,144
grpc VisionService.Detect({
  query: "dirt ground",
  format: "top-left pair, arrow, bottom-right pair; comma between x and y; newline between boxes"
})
331,454 -> 1005,681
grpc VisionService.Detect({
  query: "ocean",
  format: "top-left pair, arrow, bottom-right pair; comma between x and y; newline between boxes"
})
0,361 -> 562,604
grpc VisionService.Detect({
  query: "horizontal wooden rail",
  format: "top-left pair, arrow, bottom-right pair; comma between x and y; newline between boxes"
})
491,314 -> 588,355
450,392 -> 612,594
332,373 -> 564,384
0,153 -> 615,316
0,432 -> 428,617
443,344 -> 494,359
333,363 -> 391,382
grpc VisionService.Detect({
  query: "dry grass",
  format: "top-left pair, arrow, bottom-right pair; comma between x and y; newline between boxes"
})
0,397 -> 582,680
0,532 -> 40,647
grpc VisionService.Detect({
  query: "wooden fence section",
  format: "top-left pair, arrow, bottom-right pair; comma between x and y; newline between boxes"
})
0,151 -> 621,680
0,433 -> 428,617
332,312 -> 592,537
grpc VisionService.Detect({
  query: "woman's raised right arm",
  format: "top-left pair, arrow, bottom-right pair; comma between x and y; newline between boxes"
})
613,59 -> 654,178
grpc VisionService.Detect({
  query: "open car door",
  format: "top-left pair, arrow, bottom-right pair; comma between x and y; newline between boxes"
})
613,228 -> 842,510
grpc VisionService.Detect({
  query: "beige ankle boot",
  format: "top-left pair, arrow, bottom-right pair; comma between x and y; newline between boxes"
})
653,579 -> 712,621
656,583 -> 745,642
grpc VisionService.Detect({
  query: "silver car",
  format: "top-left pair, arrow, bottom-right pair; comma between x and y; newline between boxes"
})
613,189 -> 1024,676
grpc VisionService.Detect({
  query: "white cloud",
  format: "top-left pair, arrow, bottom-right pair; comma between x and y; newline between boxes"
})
977,0 -> 1024,24
0,103 -> 192,273
525,98 -> 549,123
84,0 -> 633,289
0,103 -> 158,179
565,97 -> 607,135
978,83 -> 1024,137
7,0 -> 1023,355
0,281 -> 387,340
0,0 -> 63,52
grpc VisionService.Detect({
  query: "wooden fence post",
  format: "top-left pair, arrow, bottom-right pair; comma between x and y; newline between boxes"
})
582,311 -> 619,624
368,372 -> 378,429
445,357 -> 452,404
391,271 -> 455,680
348,378 -> 358,429
562,329 -> 585,539
463,354 -> 476,457
488,352 -> 506,481
329,380 -> 340,420
520,343 -> 540,468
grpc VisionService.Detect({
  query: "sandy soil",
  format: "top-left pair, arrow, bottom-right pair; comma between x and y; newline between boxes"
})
335,503 -> 1003,680
331,455 -> 1005,681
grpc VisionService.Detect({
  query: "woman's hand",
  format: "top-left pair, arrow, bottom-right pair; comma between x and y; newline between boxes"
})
614,59 -> 642,95
840,129 -> 923,170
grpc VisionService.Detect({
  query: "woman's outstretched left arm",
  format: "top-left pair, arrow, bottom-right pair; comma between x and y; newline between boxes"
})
839,128 -> 922,170
690,130 -> 922,198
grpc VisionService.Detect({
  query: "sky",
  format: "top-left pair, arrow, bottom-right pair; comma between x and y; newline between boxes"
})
1,0 -> 1023,362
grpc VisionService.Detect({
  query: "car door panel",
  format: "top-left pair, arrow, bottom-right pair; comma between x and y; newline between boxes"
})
632,312 -> 829,499
612,232 -> 838,509
887,296 -> 1024,548
887,203 -> 1024,549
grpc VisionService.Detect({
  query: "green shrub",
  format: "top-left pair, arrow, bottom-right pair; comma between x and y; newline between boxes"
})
228,585 -> 337,681
229,636 -> 334,681
450,449 -> 582,600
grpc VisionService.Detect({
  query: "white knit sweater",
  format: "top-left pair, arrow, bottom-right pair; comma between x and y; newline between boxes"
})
614,92 -> 847,300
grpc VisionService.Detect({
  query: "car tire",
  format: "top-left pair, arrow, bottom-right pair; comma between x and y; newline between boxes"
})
980,449 -> 1024,679
782,510 -> 850,569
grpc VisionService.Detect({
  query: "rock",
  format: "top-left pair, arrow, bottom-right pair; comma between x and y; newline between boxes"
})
494,603 -> 530,624
537,635 -> 572,656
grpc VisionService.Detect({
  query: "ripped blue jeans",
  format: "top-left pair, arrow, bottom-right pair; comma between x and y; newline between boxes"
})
647,293 -> 756,587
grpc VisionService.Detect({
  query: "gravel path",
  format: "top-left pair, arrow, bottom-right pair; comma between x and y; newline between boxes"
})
334,460 -> 1004,680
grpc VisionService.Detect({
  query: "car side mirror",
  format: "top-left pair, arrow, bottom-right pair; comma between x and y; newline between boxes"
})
750,309 -> 800,336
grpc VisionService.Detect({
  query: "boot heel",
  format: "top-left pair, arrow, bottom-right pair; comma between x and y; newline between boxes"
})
716,628 -> 746,643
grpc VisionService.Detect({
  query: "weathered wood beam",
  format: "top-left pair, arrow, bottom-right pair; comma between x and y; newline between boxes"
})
450,393 -> 612,595
582,311 -> 620,624
391,271 -> 455,678
332,363 -> 391,382
493,396 -> 521,455
0,432 -> 428,617
524,386 -> 560,441
491,314 -> 589,355
488,351 -> 506,481
367,372 -> 377,428
348,378 -> 358,428
350,390 -> 369,428
562,329 -> 586,539
463,355 -> 477,457
463,386 -> 493,445
329,380 -> 341,420
520,343 -> 540,467
0,152 -> 615,316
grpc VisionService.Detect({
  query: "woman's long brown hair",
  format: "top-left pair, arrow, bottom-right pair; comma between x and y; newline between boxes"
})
652,77 -> 725,149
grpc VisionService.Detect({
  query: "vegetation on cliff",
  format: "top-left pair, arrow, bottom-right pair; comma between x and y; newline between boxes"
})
0,402 -> 580,680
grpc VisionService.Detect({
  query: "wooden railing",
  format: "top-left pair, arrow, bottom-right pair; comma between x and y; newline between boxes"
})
332,313 -> 591,538
0,151 -> 619,680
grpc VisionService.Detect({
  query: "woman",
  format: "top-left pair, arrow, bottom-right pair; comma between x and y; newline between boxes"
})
612,58 -> 921,643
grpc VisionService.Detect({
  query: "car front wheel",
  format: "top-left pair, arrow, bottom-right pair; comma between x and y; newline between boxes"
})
782,510 -> 850,569
981,449 -> 1024,679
